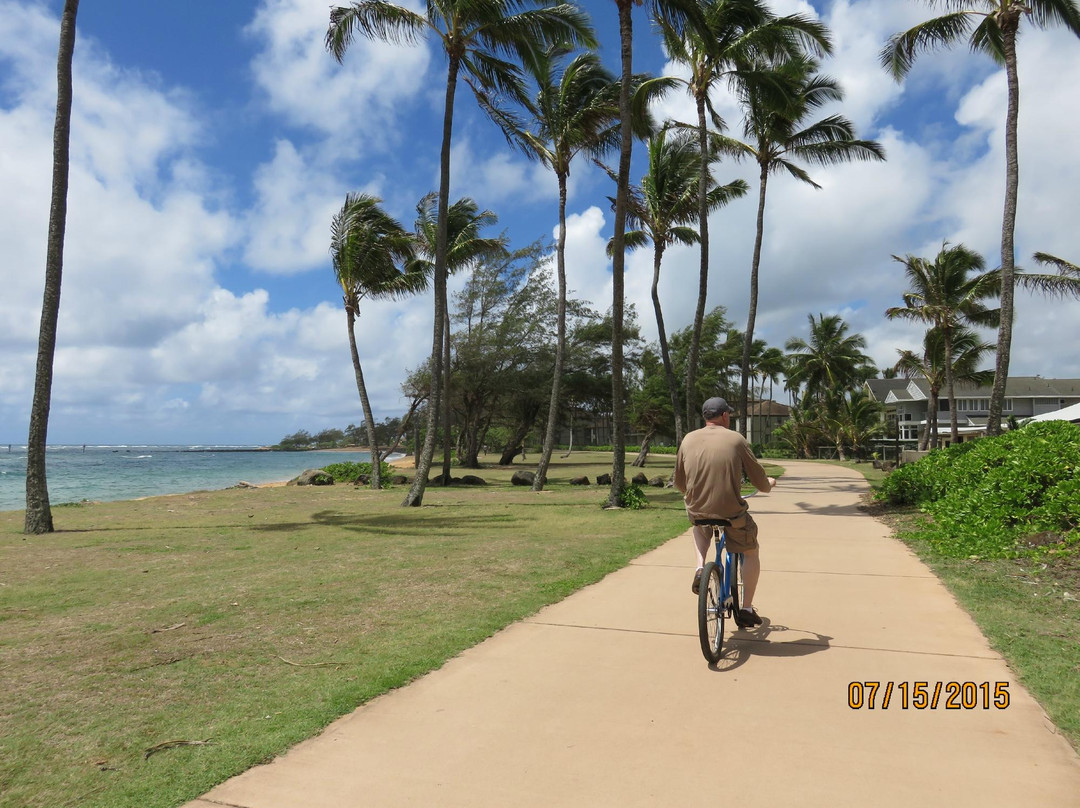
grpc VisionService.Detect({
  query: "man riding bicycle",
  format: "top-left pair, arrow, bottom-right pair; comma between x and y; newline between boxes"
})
674,397 -> 776,628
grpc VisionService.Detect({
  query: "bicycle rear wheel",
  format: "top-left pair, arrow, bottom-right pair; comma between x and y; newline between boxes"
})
697,561 -> 724,663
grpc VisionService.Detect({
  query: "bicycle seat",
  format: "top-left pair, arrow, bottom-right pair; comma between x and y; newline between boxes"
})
693,518 -> 732,527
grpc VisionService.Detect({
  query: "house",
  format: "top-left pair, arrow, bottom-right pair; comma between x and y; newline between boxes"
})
865,376 -> 1080,447
738,399 -> 791,447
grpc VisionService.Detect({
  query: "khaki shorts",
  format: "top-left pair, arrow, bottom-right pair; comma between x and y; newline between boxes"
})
691,511 -> 759,554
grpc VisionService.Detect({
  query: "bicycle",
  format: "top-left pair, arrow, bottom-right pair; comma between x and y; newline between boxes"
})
695,518 -> 744,664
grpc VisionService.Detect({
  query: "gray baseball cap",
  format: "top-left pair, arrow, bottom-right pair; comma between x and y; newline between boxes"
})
702,397 -> 733,419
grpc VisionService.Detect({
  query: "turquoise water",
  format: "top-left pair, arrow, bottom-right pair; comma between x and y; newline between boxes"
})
0,445 -> 386,512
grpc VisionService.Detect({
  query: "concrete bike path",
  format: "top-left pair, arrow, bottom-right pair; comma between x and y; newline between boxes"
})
184,460 -> 1080,808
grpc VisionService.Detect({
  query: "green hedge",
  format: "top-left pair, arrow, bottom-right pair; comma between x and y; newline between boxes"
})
876,421 -> 1080,558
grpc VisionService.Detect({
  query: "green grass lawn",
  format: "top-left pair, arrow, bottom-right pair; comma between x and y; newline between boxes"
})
1,452 -> 696,808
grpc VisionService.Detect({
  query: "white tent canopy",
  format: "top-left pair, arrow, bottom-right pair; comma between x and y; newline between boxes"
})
1027,402 -> 1080,423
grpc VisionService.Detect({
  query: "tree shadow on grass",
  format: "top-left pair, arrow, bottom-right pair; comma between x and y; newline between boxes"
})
250,510 -> 521,536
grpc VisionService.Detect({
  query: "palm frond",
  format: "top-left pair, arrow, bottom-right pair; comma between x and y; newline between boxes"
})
881,12 -> 980,80
326,1 -> 426,62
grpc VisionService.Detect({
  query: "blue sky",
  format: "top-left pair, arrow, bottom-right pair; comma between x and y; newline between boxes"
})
2,0 -> 1078,445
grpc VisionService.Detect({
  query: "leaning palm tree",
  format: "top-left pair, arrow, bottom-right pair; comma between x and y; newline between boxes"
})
885,242 -> 999,444
656,0 -> 831,434
331,194 -> 425,488
413,193 -> 507,485
882,0 -> 1080,436
894,326 -> 995,449
25,0 -> 79,535
327,0 -> 594,506
479,47 -> 620,492
785,313 -> 875,408
720,54 -> 885,438
620,128 -> 748,445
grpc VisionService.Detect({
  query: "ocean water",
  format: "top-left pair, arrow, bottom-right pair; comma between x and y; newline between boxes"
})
0,445 -> 385,513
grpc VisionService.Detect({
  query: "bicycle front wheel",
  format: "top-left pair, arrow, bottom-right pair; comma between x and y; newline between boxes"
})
697,561 -> 724,663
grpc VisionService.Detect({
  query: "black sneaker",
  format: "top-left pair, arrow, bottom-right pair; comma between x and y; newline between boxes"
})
734,607 -> 763,628
691,568 -> 703,595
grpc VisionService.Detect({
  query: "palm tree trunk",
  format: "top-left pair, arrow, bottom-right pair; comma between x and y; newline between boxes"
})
533,171 -> 570,491
440,298 -> 452,483
928,388 -> 940,449
346,307 -> 382,489
631,427 -> 654,467
608,0 -> 634,508
651,244 -> 684,445
25,0 -> 79,535
987,18 -> 1021,437
403,55 -> 460,506
685,90 -> 711,435
740,164 -> 768,439
944,326 -> 959,445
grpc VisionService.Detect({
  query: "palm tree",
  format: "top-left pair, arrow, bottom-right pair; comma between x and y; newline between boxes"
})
885,242 -> 999,444
894,326 -> 994,449
413,193 -> 506,485
785,313 -> 875,407
602,0 -> 712,508
331,194 -> 424,488
621,128 -> 748,445
656,0 -> 830,435
25,0 -> 79,535
823,389 -> 885,460
882,0 -> 1080,436
327,1 -> 594,506
721,55 -> 885,438
480,47 -> 620,492
752,344 -> 784,443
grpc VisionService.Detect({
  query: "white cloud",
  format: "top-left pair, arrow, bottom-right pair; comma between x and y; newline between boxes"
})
245,0 -> 430,150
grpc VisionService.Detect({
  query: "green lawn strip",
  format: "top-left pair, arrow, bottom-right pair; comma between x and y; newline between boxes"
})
827,459 -> 1080,753
0,452 -> 690,808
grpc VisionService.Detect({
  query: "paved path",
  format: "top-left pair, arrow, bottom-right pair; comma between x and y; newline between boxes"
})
184,461 -> 1080,808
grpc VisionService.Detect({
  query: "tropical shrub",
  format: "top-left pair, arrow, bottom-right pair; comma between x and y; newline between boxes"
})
876,421 -> 1080,557
322,461 -> 394,487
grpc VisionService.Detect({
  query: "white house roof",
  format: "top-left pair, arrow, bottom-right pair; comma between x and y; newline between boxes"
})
1027,402 -> 1080,423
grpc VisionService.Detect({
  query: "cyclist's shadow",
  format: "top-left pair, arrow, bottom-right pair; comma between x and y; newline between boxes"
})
710,619 -> 832,672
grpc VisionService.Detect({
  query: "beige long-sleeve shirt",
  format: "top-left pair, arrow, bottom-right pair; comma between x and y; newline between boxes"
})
674,424 -> 772,521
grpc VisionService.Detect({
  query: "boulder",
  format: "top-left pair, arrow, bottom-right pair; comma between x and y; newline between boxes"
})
391,475 -> 410,485
648,476 -> 667,488
288,469 -> 334,486
569,476 -> 591,486
632,472 -> 649,485
460,475 -> 487,486
511,470 -> 536,486
596,473 -> 611,485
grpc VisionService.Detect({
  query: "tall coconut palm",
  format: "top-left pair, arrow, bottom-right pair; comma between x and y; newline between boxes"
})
894,326 -> 995,449
413,193 -> 507,484
882,0 -> 1080,436
602,0 -> 710,508
885,242 -> 999,444
479,47 -> 620,492
331,193 -> 425,488
620,128 -> 748,445
25,0 -> 79,535
656,0 -> 830,435
785,313 -> 875,408
328,0 -> 594,506
721,55 -> 884,438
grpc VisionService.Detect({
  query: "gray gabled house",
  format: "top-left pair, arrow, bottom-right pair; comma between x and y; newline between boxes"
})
864,376 -> 1080,447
